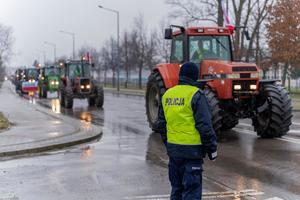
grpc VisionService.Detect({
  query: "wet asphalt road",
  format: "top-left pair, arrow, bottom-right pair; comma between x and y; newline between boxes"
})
0,90 -> 300,200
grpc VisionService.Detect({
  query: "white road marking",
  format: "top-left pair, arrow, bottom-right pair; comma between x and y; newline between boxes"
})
234,127 -> 300,145
124,189 -> 264,199
264,197 -> 284,200
292,122 -> 300,126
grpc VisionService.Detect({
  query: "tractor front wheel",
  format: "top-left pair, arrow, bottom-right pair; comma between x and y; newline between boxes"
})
95,86 -> 104,108
146,71 -> 166,131
203,87 -> 222,137
42,85 -> 47,98
59,90 -> 65,107
64,87 -> 73,109
252,84 -> 292,138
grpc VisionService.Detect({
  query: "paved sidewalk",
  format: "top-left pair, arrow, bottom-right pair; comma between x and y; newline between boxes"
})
0,81 -> 102,157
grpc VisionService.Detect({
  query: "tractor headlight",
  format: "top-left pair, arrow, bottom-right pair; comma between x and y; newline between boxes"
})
55,81 -> 59,85
81,85 -> 84,89
86,85 -> 91,89
41,77 -> 45,80
234,84 -> 242,90
51,81 -> 55,85
227,74 -> 240,79
251,73 -> 259,78
32,79 -> 35,83
250,84 -> 257,90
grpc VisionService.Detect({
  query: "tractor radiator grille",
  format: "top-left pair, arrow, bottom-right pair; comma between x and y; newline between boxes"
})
232,66 -> 257,72
232,80 -> 257,91
80,79 -> 91,93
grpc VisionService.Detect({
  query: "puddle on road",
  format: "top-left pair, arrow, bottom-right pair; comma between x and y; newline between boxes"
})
51,99 -> 61,114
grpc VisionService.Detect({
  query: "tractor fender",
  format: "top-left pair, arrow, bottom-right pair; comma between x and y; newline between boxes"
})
259,79 -> 281,86
154,63 -> 181,89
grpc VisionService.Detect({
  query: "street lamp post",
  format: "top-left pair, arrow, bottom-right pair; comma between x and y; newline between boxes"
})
98,5 -> 120,91
44,41 -> 56,63
36,49 -> 46,65
60,30 -> 75,59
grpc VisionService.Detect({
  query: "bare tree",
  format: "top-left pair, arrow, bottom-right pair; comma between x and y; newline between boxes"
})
165,0 -> 223,26
0,24 -> 14,65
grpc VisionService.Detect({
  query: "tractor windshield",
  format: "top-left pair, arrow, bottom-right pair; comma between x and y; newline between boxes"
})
26,68 -> 39,79
45,67 -> 60,76
189,35 -> 231,62
68,63 -> 91,78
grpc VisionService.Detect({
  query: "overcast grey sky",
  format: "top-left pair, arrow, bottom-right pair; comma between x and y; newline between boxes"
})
0,0 -> 173,67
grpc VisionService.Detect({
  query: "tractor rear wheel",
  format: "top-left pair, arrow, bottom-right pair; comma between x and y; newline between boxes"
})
59,90 -> 65,107
203,88 -> 222,137
88,97 -> 95,106
42,85 -> 47,98
146,71 -> 166,131
252,84 -> 292,138
95,86 -> 104,108
64,87 -> 73,109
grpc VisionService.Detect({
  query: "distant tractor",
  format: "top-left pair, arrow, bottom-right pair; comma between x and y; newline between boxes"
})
14,69 -> 25,92
59,60 -> 104,109
21,67 -> 39,95
38,66 -> 60,98
146,25 -> 292,138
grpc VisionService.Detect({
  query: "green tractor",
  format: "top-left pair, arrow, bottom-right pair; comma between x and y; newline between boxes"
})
38,66 -> 61,98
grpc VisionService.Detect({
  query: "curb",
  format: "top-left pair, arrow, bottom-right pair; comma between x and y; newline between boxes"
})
104,88 -> 145,97
0,132 -> 102,157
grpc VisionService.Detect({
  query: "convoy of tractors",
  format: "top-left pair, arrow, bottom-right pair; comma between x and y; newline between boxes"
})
11,24 -> 293,139
12,58 -> 104,109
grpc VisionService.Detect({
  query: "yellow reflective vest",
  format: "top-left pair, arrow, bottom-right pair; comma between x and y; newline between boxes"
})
162,85 -> 202,145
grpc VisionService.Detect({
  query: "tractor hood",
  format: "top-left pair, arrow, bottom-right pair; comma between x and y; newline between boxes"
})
201,60 -> 259,76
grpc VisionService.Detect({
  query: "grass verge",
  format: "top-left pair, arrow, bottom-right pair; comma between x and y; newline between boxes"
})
0,112 -> 9,130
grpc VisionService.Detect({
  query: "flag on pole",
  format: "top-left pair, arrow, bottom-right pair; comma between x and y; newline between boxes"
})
221,0 -> 235,33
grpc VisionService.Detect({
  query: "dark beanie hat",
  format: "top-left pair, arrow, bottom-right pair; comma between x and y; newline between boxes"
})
179,62 -> 199,81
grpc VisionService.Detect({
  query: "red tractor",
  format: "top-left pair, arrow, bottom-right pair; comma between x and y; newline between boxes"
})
146,25 -> 292,138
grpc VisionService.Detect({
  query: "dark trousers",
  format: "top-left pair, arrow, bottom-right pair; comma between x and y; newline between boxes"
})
169,157 -> 203,200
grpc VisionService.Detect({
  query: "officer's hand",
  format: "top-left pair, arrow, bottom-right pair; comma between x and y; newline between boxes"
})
208,151 -> 217,161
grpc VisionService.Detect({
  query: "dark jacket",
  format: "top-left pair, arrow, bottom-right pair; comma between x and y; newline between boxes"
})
154,76 -> 217,159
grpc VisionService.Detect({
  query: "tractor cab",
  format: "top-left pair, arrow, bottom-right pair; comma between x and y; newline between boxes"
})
166,26 -> 233,64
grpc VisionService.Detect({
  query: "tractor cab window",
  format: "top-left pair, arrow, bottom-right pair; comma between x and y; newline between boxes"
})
189,35 -> 231,63
68,63 -> 91,78
27,69 -> 39,79
69,64 -> 83,78
45,67 -> 60,76
171,34 -> 183,63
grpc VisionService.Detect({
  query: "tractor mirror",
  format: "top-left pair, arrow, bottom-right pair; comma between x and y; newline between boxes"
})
244,29 -> 250,41
164,28 -> 173,40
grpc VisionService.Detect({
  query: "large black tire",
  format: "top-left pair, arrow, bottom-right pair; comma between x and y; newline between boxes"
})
203,88 -> 222,137
221,113 -> 239,130
252,84 -> 292,138
38,86 -> 42,98
145,71 -> 166,131
88,97 -> 95,107
64,87 -> 73,109
59,90 -> 65,107
42,85 -> 47,98
94,86 -> 104,108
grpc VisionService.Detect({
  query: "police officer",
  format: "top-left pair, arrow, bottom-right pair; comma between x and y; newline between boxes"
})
154,62 -> 217,200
